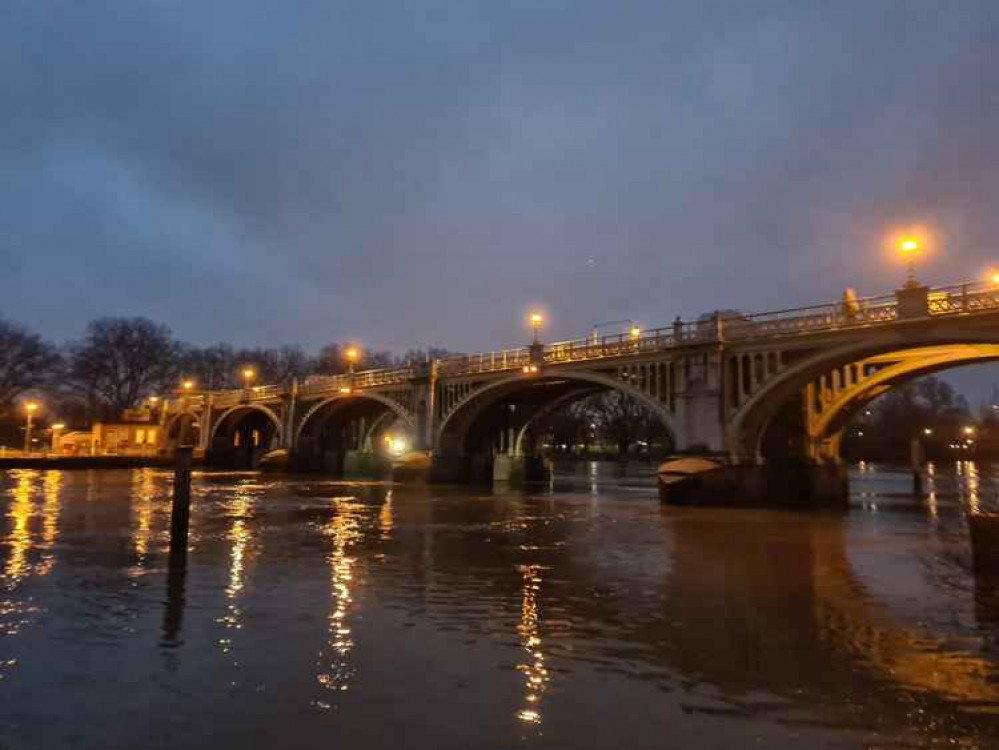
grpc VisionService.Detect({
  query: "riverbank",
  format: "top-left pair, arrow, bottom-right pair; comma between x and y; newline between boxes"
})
0,455 -> 176,470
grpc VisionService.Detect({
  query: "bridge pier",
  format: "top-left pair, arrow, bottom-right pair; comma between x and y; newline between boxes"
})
659,457 -> 848,507
674,349 -> 727,453
491,454 -> 550,485
343,449 -> 390,477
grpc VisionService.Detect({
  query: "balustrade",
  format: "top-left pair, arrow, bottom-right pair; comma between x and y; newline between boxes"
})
179,280 -> 999,403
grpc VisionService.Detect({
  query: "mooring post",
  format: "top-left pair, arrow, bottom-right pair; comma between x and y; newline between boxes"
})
909,437 -> 924,496
170,446 -> 193,553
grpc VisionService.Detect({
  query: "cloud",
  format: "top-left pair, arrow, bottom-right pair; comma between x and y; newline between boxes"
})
2,0 -> 998,364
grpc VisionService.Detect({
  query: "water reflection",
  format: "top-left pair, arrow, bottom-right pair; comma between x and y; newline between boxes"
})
378,489 -> 394,541
813,528 -> 999,714
130,469 -> 157,569
315,496 -> 365,701
515,563 -> 549,726
2,470 -> 63,586
3,471 -> 37,586
218,483 -> 258,655
2,466 -> 999,748
964,460 -> 981,514
162,547 -> 188,646
925,461 -> 939,520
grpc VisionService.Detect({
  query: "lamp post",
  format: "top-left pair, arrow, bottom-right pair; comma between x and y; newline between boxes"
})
529,313 -> 544,344
894,235 -> 931,318
23,402 -> 38,454
345,347 -> 359,375
898,238 -> 922,287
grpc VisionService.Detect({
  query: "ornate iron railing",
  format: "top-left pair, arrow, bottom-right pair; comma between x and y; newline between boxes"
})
436,348 -> 532,377
177,280 -> 999,402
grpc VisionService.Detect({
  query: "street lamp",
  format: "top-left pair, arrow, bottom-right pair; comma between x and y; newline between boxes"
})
242,368 -> 256,389
964,425 -> 976,436
345,347 -> 359,374
23,402 -> 39,454
630,325 -> 642,340
182,379 -> 195,392
529,313 -> 544,344
898,237 -> 922,287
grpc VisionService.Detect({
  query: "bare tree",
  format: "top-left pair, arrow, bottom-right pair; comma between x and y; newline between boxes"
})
315,342 -> 397,375
589,391 -> 665,456
178,343 -> 239,390
0,319 -> 61,416
235,345 -> 314,385
66,318 -> 180,417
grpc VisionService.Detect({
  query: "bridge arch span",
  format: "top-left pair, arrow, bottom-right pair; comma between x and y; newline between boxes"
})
293,393 -> 416,474
512,386 -> 604,456
728,330 -> 999,461
210,404 -> 284,445
436,368 -> 678,454
207,404 -> 285,469
813,345 -> 999,441
295,392 -> 415,447
164,410 -> 202,449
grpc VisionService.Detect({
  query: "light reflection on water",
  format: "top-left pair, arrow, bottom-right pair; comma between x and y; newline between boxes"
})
515,563 -> 548,726
217,483 -> 257,655
315,495 -> 365,701
0,463 -> 997,748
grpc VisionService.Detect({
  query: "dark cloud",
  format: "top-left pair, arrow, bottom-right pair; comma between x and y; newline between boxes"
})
3,0 -> 999,372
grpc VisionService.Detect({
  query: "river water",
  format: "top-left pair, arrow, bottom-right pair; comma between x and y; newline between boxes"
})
0,462 -> 997,749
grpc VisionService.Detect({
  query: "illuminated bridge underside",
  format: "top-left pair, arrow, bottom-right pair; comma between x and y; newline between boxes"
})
162,281 -> 999,487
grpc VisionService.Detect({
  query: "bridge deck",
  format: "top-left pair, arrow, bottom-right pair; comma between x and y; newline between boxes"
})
185,280 -> 999,408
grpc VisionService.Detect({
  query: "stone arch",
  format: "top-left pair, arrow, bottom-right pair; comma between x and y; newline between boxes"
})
363,409 -> 403,448
436,368 -> 679,453
206,403 -> 285,469
164,410 -> 202,449
727,330 -> 999,460
293,392 -> 416,475
811,344 -> 999,448
512,386 -> 603,455
210,404 -> 284,446
294,392 -> 415,447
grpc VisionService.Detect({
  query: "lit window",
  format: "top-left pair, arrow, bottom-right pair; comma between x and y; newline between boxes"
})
146,429 -> 156,444
136,429 -> 146,444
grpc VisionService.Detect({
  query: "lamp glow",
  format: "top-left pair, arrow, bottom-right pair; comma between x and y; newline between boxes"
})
529,312 -> 544,343
895,234 -> 926,287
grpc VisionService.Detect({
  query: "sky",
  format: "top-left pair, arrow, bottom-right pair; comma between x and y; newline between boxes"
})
3,1 -> 999,397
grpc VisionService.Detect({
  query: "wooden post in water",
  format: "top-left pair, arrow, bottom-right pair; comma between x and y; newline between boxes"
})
909,437 -> 924,496
170,446 -> 193,553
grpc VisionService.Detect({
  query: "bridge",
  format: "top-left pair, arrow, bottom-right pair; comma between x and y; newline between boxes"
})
162,279 -> 999,501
